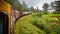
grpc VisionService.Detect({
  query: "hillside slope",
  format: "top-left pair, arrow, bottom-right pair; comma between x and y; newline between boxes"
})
14,14 -> 59,34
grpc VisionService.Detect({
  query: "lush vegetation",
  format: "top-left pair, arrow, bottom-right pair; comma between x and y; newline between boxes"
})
14,13 -> 60,34
5,0 -> 60,34
14,14 -> 46,34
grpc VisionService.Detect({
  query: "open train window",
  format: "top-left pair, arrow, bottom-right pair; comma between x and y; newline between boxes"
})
0,11 -> 8,34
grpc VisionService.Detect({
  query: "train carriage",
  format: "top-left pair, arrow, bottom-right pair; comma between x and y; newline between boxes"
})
0,0 -> 10,34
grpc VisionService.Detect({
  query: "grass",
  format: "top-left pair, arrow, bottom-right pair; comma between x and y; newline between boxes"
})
14,13 -> 60,34
42,14 -> 60,17
14,15 -> 46,34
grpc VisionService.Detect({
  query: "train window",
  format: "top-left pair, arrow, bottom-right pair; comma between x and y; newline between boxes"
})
0,11 -> 8,34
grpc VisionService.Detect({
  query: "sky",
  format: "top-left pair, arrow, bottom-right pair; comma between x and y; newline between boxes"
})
18,0 -> 58,10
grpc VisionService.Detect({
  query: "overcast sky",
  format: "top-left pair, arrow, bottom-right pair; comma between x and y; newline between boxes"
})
18,0 -> 58,10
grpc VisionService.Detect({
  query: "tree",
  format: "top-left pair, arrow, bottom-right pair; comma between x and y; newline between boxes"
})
6,0 -> 23,11
22,1 -> 27,8
42,3 -> 49,12
6,0 -> 28,12
50,2 -> 54,10
50,1 -> 60,13
55,1 -> 60,11
30,6 -> 34,12
36,7 -> 39,12
21,1 -> 28,12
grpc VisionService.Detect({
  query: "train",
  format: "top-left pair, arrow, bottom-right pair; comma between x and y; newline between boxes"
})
0,0 -> 32,34
0,0 -> 10,34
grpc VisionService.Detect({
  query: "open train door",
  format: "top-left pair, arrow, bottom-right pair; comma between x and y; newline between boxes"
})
0,0 -> 10,34
0,11 -> 9,34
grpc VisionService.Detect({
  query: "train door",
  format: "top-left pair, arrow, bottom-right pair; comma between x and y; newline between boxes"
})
0,11 -> 8,34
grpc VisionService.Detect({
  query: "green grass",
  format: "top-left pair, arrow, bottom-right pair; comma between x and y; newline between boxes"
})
42,14 -> 60,17
14,15 -> 46,34
14,13 -> 60,34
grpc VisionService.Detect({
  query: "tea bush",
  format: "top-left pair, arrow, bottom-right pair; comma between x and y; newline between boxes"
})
14,15 -> 46,34
14,13 -> 59,34
54,25 -> 60,34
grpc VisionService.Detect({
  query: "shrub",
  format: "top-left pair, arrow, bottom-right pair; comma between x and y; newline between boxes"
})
13,15 -> 46,34
57,18 -> 60,23
30,16 -> 56,34
14,13 -> 59,34
54,25 -> 60,34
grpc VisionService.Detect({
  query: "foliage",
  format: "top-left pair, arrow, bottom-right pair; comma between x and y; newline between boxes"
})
29,6 -> 41,13
50,1 -> 60,13
6,0 -> 28,11
49,2 -> 54,10
14,15 -> 46,34
34,13 -> 42,18
57,17 -> 60,23
54,25 -> 60,34
14,21 -> 46,34
31,14 -> 57,34
53,11 -> 60,14
42,14 -> 60,17
42,3 -> 49,12
29,6 -> 34,12
14,13 -> 60,34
